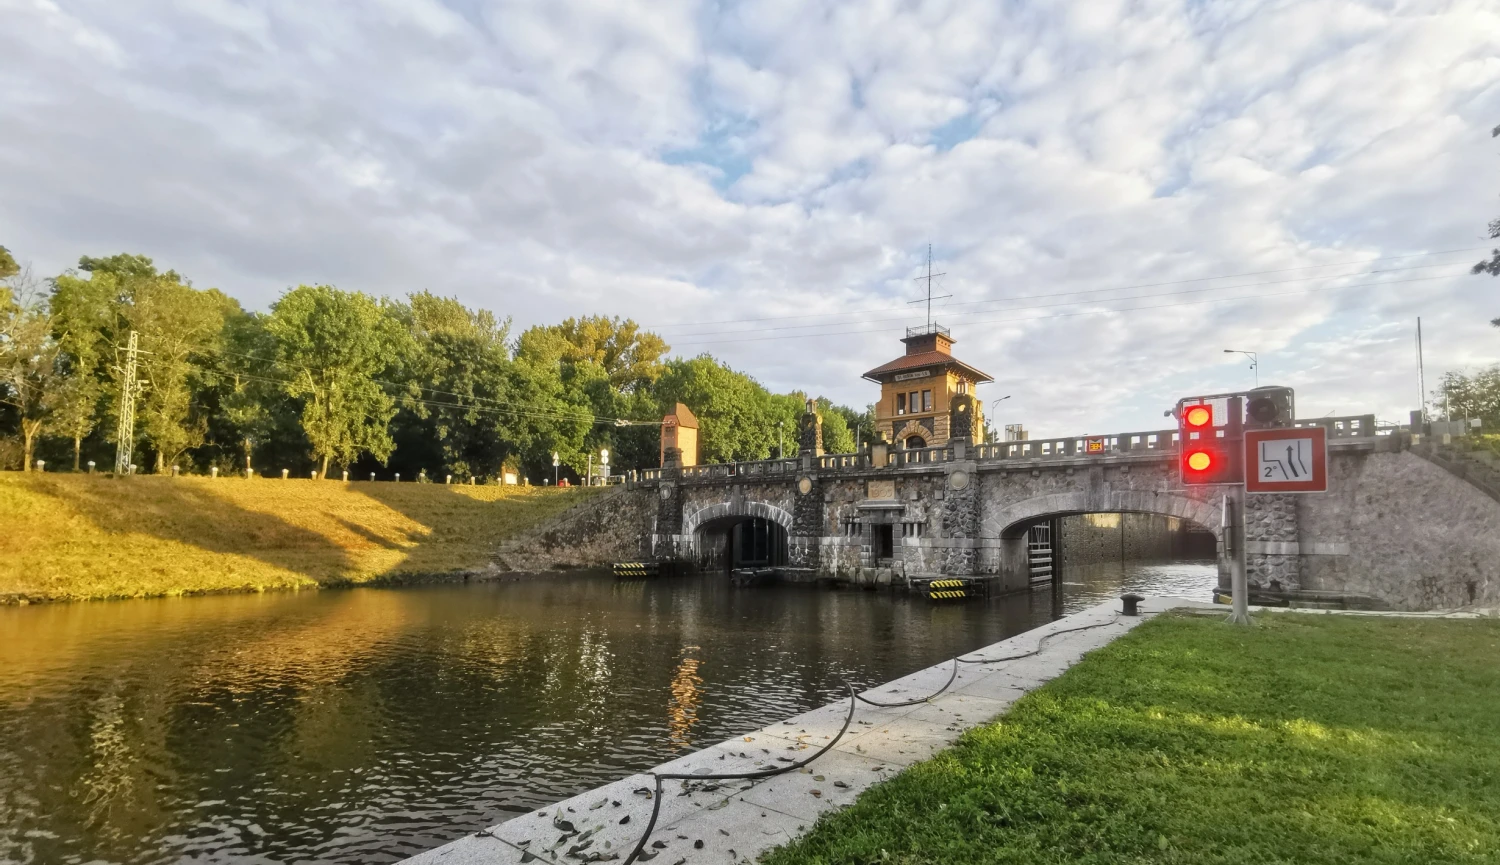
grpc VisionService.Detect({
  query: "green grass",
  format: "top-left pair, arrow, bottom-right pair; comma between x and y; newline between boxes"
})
764,613 -> 1500,865
0,472 -> 599,603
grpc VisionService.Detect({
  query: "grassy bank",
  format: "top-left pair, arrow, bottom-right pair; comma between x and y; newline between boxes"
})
766,613 -> 1500,865
0,472 -> 599,603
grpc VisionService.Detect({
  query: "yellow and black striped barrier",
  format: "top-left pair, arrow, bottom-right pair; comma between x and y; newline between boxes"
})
928,579 -> 969,600
613,561 -> 660,579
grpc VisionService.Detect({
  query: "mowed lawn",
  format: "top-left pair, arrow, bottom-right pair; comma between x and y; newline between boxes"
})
765,612 -> 1500,865
0,472 -> 596,602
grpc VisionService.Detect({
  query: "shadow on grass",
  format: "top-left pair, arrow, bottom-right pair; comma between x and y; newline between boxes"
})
20,474 -> 358,586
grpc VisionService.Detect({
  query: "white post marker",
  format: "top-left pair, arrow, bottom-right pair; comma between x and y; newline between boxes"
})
1245,426 -> 1328,493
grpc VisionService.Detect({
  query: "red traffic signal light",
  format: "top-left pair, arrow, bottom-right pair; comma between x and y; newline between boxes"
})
1177,400 -> 1238,485
1181,444 -> 1221,482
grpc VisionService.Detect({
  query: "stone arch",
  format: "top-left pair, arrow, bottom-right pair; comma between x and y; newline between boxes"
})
983,490 -> 1223,540
682,499 -> 795,536
893,419 -> 932,447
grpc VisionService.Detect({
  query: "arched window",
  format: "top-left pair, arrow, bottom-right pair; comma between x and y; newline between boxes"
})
905,435 -> 927,449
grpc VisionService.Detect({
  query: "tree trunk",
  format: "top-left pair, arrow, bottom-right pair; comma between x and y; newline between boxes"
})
73,437 -> 82,472
155,450 -> 164,474
320,453 -> 329,479
243,438 -> 252,471
21,420 -> 41,472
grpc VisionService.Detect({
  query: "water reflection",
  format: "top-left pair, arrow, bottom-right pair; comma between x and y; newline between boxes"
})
0,562 -> 1214,865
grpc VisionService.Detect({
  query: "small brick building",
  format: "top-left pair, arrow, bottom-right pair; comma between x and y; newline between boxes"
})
864,323 -> 993,448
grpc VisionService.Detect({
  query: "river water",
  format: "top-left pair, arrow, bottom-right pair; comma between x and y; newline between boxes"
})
0,562 -> 1215,865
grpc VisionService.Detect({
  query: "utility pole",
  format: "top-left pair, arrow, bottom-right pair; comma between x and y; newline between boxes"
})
113,331 -> 146,476
1416,318 -> 1427,422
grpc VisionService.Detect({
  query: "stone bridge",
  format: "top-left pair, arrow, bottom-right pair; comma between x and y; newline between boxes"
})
621,415 -> 1500,610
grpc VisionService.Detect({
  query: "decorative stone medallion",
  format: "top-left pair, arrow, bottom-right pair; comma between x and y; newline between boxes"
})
659,485 -> 673,501
948,470 -> 970,490
797,476 -> 814,495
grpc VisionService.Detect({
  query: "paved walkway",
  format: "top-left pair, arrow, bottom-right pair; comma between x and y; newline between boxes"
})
401,596 -> 1208,864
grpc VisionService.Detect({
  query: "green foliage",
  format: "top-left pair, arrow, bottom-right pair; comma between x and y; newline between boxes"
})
767,613 -> 1500,865
266,285 -> 412,476
1434,367 -> 1500,431
17,249 -> 861,478
0,246 -> 17,281
0,258 -> 60,470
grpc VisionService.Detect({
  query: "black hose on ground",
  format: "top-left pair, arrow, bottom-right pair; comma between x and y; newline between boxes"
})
622,681 -> 858,865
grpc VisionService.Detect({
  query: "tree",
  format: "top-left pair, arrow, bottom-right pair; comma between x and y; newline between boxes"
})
1476,124 -> 1500,282
816,398 -> 857,454
1433,367 -> 1500,430
266,285 -> 412,478
49,270 -> 116,470
520,316 -> 669,392
0,255 -> 61,471
392,291 -> 519,480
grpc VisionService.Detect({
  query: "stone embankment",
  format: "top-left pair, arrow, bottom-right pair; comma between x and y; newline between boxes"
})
492,486 -> 655,572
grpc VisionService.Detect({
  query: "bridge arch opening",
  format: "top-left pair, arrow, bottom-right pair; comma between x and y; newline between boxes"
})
682,500 -> 794,572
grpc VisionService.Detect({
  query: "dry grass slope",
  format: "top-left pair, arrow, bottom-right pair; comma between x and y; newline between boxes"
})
0,473 -> 598,603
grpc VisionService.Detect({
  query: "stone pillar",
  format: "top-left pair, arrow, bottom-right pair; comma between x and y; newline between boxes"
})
790,473 -> 823,569
799,398 -> 824,457
941,462 -> 979,575
1244,493 -> 1301,593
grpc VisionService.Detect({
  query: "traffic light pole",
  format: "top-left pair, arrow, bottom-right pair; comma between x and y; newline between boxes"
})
1224,486 -> 1252,625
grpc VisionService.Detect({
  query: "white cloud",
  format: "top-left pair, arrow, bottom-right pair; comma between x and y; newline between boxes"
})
1,0 -> 1498,438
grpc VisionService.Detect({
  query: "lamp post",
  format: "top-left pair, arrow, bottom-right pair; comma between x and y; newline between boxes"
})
552,451 -> 559,486
778,420 -> 785,459
600,448 -> 609,485
988,394 -> 1011,444
1223,350 -> 1259,388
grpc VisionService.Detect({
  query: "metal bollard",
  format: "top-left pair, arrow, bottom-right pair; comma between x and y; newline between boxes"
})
1121,593 -> 1145,616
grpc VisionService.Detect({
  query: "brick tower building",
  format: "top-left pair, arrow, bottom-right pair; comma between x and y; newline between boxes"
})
863,323 -> 993,448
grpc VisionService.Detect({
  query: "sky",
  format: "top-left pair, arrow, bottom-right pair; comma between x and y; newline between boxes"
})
2,0 -> 1499,438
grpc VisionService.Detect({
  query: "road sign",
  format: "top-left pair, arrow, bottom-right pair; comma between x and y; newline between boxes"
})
1245,427 -> 1326,493
1085,437 -> 1106,454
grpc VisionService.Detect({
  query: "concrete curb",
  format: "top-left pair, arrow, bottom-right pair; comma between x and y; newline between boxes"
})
398,596 -> 1213,864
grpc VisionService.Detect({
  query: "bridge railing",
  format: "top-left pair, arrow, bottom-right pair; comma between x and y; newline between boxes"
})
630,416 -> 1384,483
1293,414 -> 1379,438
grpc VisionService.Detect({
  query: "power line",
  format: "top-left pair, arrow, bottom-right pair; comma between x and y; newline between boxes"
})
657,261 -> 1459,340
204,345 -> 635,425
668,269 -> 1467,347
644,246 -> 1486,331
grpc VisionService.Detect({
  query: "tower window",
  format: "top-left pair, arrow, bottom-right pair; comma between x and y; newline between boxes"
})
909,391 -> 919,413
922,389 -> 932,411
896,393 -> 906,415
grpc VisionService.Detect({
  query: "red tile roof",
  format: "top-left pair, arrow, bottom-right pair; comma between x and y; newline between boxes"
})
863,351 -> 994,383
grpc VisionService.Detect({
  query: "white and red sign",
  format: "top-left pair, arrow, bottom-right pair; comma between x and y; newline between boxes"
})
1245,427 -> 1327,493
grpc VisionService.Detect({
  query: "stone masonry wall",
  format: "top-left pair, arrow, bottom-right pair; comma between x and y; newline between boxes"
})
1245,493 -> 1300,592
1298,449 -> 1500,609
497,488 -> 657,572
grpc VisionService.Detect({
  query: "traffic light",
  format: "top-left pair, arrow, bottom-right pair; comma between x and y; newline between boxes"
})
1244,386 -> 1294,429
1177,400 -> 1239,484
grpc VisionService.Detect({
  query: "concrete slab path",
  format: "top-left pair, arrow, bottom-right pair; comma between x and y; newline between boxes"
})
399,596 -> 1210,865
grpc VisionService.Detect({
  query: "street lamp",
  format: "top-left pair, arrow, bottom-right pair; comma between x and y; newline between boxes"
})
1223,350 -> 1259,388
599,448 -> 609,485
552,451 -> 559,486
989,395 -> 1011,444
778,420 -> 785,459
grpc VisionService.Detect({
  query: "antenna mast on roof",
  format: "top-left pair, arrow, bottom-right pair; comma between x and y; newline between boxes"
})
909,243 -> 952,329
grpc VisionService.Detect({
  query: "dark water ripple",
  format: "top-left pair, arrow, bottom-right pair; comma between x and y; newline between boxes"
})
0,563 -> 1214,865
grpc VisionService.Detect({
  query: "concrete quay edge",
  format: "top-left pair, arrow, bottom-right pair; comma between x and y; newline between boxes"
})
397,596 -> 1216,865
